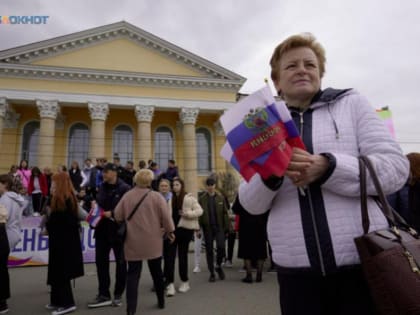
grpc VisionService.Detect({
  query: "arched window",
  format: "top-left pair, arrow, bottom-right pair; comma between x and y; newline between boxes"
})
113,125 -> 133,165
21,121 -> 40,167
196,127 -> 212,173
154,126 -> 173,171
68,123 -> 89,167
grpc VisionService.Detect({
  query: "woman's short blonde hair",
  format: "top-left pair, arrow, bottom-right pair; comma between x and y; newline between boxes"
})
135,169 -> 154,188
270,33 -> 326,83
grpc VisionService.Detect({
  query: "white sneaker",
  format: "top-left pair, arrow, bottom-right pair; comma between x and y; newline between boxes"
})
193,266 -> 201,273
166,283 -> 175,297
225,260 -> 233,268
45,304 -> 57,310
178,281 -> 190,293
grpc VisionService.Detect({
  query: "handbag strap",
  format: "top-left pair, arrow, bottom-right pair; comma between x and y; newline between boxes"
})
359,156 -> 398,234
359,158 -> 370,234
127,190 -> 151,222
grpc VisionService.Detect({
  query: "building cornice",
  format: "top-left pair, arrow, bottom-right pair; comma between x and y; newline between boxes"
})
0,88 -> 232,112
0,21 -> 246,84
0,63 -> 243,91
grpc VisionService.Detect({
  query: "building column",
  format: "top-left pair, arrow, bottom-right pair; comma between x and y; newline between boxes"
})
88,102 -> 109,159
36,100 -> 59,169
180,107 -> 199,196
0,98 -> 8,147
135,105 -> 154,163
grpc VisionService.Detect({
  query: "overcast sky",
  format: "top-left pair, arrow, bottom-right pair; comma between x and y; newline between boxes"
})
0,0 -> 419,152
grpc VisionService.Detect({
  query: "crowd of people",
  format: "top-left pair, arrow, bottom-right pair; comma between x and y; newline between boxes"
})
1,32 -> 420,315
0,156 -> 276,315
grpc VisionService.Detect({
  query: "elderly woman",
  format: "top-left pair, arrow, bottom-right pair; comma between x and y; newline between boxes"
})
238,33 -> 409,315
114,169 -> 175,315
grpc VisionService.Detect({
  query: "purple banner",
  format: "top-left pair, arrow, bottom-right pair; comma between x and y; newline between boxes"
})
8,216 -> 112,267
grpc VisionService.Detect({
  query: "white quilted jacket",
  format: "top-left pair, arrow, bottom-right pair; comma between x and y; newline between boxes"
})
239,89 -> 409,273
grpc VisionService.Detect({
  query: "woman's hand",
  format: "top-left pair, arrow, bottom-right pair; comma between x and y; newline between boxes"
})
103,210 -> 112,218
167,232 -> 176,243
179,209 -> 190,218
285,148 -> 329,187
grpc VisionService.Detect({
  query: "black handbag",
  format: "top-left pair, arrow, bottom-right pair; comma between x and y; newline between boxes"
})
354,156 -> 420,315
117,190 -> 150,241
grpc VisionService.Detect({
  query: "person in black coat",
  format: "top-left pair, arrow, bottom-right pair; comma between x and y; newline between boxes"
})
46,172 -> 84,315
69,161 -> 83,192
88,163 -> 131,309
232,196 -> 268,283
0,205 -> 10,314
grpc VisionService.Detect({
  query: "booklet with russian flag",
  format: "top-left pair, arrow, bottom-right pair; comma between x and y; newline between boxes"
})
220,85 -> 305,182
86,203 -> 104,228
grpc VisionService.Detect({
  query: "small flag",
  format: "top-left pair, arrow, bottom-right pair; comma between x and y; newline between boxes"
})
86,204 -> 104,228
376,107 -> 396,138
220,86 -> 305,181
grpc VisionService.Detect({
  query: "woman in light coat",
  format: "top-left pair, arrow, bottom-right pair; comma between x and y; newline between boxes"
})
163,178 -> 203,297
0,173 -> 27,313
114,169 -> 175,315
238,33 -> 409,315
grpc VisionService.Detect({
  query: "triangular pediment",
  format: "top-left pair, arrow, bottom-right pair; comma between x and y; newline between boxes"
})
0,21 -> 245,82
29,38 -> 205,77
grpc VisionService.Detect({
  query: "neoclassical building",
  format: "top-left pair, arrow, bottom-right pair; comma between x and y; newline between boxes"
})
0,21 -> 245,195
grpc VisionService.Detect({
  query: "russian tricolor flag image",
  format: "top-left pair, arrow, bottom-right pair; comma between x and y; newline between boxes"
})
220,86 -> 305,181
86,203 -> 104,228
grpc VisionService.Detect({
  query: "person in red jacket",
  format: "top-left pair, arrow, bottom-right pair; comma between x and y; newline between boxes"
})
28,167 -> 48,216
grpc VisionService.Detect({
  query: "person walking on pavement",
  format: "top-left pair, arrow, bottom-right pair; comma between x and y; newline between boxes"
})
164,178 -> 203,296
46,172 -> 84,315
199,178 -> 230,282
232,196 -> 268,283
88,163 -> 131,309
0,174 -> 26,314
115,169 -> 175,314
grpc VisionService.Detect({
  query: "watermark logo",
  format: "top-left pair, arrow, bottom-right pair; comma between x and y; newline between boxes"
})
0,15 -> 49,25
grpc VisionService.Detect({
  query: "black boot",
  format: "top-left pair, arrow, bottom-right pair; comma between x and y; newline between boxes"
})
216,267 -> 225,280
158,299 -> 165,310
242,273 -> 253,283
256,259 -> 264,282
156,284 -> 165,309
209,273 -> 216,282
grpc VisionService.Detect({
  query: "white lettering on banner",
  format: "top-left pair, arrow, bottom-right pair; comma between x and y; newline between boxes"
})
7,217 -> 112,267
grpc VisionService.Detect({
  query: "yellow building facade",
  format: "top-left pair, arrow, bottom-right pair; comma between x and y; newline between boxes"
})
0,21 -> 245,195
